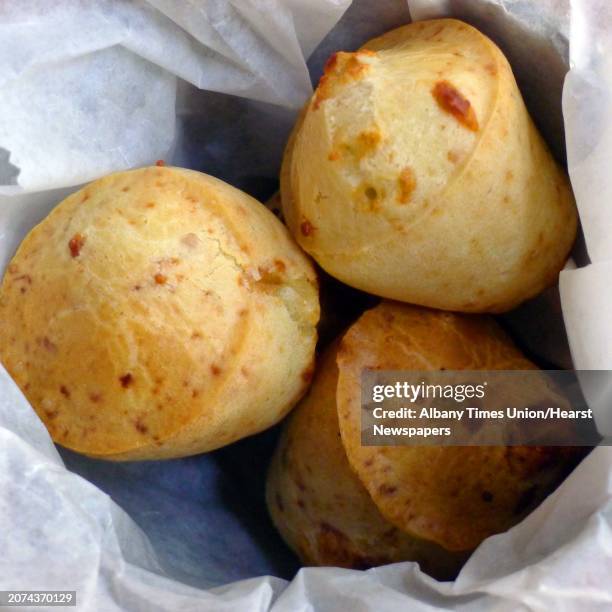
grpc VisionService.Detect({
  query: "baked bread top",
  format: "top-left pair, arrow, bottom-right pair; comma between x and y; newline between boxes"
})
336,302 -> 579,550
0,166 -> 319,459
281,19 -> 576,312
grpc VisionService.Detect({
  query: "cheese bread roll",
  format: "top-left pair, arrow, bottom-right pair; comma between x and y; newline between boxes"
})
0,167 -> 319,460
281,19 -> 576,312
268,302 -> 581,576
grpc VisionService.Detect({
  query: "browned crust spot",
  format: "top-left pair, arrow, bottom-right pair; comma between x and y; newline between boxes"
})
154,273 -> 167,285
41,337 -> 57,352
210,364 -> 222,376
397,167 -> 417,203
313,50 -> 376,109
300,220 -> 315,237
119,373 -> 133,388
329,129 -> 381,162
14,274 -> 32,291
357,130 -> 381,152
134,418 -> 148,434
69,233 -> 86,258
432,80 -> 479,132
447,150 -> 460,163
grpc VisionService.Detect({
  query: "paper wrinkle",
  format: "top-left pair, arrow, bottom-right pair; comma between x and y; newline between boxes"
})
1,0 -> 612,610
0,0 -> 349,194
562,0 -> 612,264
559,1 -> 612,434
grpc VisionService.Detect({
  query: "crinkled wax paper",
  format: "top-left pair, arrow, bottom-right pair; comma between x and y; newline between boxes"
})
1,0 -> 612,610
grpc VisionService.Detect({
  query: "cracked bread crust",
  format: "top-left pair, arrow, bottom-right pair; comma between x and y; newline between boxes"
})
0,166 -> 319,460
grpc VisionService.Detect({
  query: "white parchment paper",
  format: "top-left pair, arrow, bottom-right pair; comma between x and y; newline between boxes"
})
559,0 -> 612,437
0,0 -> 611,610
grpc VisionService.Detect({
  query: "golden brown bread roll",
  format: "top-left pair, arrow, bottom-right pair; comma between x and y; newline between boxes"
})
266,344 -> 468,579
268,301 -> 581,575
0,166 -> 319,460
281,19 -> 577,313
336,303 -> 581,551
